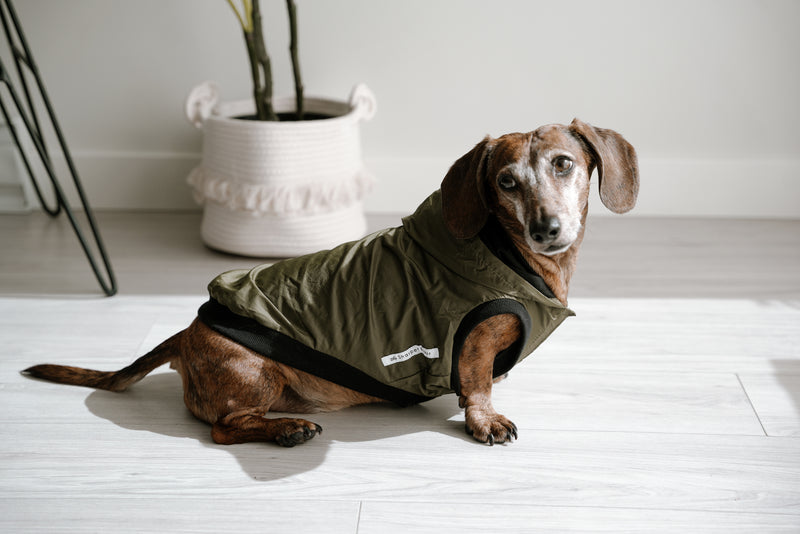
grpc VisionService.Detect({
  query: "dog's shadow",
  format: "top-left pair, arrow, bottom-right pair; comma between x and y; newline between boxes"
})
84,371 -> 466,481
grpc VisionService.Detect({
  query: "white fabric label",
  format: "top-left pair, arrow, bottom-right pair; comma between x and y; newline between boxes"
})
381,345 -> 440,367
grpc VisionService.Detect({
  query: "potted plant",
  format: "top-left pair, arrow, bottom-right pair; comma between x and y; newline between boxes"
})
185,0 -> 376,257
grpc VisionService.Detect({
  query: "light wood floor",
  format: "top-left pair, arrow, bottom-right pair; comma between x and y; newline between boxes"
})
1,211 -> 799,533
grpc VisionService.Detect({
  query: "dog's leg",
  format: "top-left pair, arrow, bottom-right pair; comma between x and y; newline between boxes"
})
174,320 -> 332,447
457,313 -> 523,445
211,409 -> 322,447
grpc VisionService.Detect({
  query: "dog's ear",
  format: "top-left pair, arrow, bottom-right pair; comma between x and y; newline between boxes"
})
441,136 -> 494,239
569,118 -> 639,214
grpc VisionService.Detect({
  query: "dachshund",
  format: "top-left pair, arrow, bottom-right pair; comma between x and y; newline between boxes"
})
23,119 -> 639,447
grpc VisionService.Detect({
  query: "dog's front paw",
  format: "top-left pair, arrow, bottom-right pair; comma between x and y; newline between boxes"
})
464,409 -> 518,445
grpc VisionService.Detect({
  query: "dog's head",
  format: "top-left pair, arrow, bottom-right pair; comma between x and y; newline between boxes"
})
441,119 -> 639,257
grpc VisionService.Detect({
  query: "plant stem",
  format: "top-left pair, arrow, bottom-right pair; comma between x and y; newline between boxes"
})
248,0 -> 277,121
286,0 -> 304,120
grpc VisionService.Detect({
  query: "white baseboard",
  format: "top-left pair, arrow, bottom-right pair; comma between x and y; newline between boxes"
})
627,158 -> 800,219
6,151 -> 800,218
5,151 -> 200,212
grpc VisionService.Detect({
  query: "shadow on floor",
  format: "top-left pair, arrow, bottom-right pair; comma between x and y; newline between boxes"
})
82,371 -> 466,481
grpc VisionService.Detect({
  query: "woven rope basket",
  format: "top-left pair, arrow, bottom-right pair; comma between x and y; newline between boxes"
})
186,83 -> 376,257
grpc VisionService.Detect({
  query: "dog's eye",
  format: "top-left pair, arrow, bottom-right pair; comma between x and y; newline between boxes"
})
553,156 -> 574,175
498,173 -> 517,190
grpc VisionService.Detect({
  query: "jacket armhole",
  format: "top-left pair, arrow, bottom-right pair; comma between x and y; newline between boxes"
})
449,299 -> 532,396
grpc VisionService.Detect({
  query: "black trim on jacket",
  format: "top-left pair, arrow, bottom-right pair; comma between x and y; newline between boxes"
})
449,299 -> 533,396
479,215 -> 557,300
198,299 -> 434,407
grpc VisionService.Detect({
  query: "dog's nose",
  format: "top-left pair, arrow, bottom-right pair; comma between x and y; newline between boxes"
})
530,216 -> 561,244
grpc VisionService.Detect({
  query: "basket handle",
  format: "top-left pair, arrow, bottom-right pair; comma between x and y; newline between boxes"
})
349,83 -> 377,122
185,81 -> 219,129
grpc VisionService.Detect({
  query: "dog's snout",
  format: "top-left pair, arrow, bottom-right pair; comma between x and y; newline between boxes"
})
530,216 -> 561,244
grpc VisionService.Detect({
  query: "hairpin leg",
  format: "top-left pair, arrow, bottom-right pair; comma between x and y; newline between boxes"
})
0,0 -> 117,296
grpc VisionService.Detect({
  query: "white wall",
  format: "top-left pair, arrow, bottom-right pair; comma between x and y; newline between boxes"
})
4,0 -> 799,217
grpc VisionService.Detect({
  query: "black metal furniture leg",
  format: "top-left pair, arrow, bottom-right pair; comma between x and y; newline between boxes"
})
0,0 -> 117,296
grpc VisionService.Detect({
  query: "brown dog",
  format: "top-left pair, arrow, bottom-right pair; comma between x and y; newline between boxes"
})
23,119 -> 638,447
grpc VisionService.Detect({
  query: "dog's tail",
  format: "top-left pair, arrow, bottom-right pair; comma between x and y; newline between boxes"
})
22,331 -> 182,392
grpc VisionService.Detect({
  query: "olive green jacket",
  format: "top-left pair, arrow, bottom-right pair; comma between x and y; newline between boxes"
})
200,190 -> 573,405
